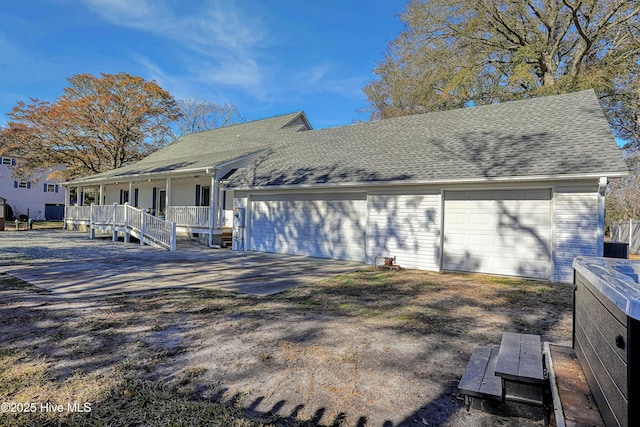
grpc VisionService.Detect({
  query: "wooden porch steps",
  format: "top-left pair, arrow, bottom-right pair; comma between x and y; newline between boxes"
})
458,347 -> 503,401
458,333 -> 549,421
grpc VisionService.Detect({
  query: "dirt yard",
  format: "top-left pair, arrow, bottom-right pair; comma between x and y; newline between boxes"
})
0,267 -> 573,426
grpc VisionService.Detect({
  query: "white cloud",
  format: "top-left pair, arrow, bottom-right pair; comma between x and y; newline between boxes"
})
82,0 -> 264,53
72,0 -> 369,117
292,63 -> 366,99
80,0 -> 266,89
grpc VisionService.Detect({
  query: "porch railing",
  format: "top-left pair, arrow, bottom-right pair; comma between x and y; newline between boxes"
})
165,206 -> 210,228
65,205 -> 92,222
68,203 -> 177,251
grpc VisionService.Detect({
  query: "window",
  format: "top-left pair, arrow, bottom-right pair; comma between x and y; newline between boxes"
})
2,157 -> 13,165
45,184 -> 59,193
201,186 -> 210,206
120,190 -> 129,204
14,181 -> 31,189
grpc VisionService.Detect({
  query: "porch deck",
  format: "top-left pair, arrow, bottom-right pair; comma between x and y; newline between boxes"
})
65,204 -> 230,251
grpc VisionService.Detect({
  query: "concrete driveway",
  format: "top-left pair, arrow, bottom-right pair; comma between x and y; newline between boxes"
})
0,230 -> 364,297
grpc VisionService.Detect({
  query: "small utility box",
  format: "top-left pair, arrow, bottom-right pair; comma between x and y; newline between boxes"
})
0,197 -> 5,231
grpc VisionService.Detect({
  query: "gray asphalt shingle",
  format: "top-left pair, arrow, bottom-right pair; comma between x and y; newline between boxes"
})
67,90 -> 628,188
67,112 -> 307,184
229,89 -> 628,188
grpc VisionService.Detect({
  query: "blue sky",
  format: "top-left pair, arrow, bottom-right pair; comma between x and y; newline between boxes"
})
0,0 -> 407,130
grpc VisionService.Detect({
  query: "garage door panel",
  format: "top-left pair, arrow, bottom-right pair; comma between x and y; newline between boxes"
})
443,190 -> 551,279
366,193 -> 441,270
467,233 -> 493,247
470,214 -> 493,228
250,196 -> 366,262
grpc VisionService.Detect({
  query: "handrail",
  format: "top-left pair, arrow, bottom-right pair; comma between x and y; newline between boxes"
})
165,206 -> 210,227
65,205 -> 92,222
80,203 -> 177,251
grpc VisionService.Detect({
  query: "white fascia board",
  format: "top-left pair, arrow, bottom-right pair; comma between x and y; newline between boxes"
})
62,149 -> 273,187
61,166 -> 216,187
227,171 -> 629,191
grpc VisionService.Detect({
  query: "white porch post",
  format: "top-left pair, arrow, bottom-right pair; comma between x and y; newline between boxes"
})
112,202 -> 118,242
99,184 -> 104,205
209,172 -> 216,247
63,186 -> 70,229
165,177 -> 172,214
209,172 -> 222,246
217,185 -> 225,229
212,177 -> 221,245
128,181 -> 133,204
89,203 -> 95,239
123,202 -> 130,243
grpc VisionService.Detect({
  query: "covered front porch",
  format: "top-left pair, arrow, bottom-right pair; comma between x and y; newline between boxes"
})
63,173 -> 234,250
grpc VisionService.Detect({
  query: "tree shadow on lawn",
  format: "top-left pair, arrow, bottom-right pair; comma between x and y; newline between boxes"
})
0,269 -> 572,426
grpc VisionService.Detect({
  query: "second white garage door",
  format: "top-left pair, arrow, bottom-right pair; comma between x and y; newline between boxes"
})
249,193 -> 367,262
443,190 -> 552,279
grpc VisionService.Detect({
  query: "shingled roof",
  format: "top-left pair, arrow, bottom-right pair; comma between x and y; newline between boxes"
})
228,89 -> 628,189
66,111 -> 311,185
67,90 -> 627,188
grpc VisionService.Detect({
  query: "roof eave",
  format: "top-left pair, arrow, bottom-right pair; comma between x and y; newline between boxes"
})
61,165 -> 216,186
61,148 -> 274,187
226,170 -> 630,191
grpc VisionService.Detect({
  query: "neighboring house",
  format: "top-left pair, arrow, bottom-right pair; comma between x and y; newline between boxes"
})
63,90 -> 628,282
0,156 -> 66,220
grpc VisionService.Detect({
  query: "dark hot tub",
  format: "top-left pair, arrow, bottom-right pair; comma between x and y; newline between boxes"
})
573,257 -> 640,427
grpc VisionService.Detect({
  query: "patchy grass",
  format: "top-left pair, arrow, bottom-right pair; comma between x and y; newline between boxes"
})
277,269 -> 572,335
0,274 -> 48,294
0,349 -> 295,427
0,268 -> 573,426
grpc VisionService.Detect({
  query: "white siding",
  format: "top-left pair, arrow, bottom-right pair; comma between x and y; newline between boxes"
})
0,161 -> 66,219
553,189 -> 600,282
171,180 -> 197,206
103,184 -> 128,205
367,193 -> 441,270
249,193 -> 367,262
133,183 -> 156,210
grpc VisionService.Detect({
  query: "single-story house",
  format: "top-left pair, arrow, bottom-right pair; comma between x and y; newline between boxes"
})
63,89 -> 628,282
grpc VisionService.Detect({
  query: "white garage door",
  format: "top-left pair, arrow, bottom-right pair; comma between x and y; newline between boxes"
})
249,193 -> 367,262
443,190 -> 551,279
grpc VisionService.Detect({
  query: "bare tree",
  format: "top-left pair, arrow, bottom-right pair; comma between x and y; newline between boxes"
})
607,153 -> 640,221
175,97 -> 243,136
364,0 -> 640,147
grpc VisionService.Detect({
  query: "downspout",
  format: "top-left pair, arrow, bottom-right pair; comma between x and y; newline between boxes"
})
597,177 -> 607,257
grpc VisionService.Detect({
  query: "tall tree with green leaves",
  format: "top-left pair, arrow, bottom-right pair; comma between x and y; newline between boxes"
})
2,72 -> 181,180
364,0 -> 640,147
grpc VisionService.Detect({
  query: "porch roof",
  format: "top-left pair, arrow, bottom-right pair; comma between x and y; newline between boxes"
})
64,112 -> 311,186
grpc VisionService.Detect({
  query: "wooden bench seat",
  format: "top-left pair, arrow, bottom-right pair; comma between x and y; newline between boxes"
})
495,332 -> 545,384
495,332 -> 546,406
